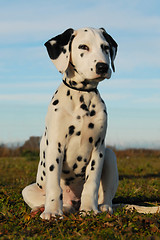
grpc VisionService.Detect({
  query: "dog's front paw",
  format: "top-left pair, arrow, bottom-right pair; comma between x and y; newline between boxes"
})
80,204 -> 100,216
99,204 -> 113,214
40,209 -> 63,220
79,209 -> 100,217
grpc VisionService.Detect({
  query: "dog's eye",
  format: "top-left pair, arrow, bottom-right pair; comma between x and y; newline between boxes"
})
78,45 -> 89,51
101,44 -> 110,53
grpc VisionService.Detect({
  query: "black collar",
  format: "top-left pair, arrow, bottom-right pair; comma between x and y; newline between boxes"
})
63,80 -> 98,93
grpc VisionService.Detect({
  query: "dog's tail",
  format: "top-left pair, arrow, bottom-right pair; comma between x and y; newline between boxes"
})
113,204 -> 160,214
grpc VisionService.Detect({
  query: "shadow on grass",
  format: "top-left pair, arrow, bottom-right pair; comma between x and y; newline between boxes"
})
119,172 -> 160,180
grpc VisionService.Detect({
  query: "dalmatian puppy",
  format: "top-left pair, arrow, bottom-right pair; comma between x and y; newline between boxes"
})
22,27 -> 119,220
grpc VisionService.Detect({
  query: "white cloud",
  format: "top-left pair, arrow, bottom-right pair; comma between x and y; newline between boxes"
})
1,0 -> 160,74
1,0 -> 160,43
133,94 -> 160,104
0,93 -> 51,104
101,78 -> 160,89
0,80 -> 59,90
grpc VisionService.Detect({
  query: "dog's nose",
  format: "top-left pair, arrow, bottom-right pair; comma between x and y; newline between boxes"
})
96,62 -> 109,75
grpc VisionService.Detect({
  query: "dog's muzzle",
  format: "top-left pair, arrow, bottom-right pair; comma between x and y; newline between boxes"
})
96,62 -> 109,75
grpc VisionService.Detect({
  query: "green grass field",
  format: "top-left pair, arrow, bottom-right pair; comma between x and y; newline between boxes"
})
0,150 -> 160,239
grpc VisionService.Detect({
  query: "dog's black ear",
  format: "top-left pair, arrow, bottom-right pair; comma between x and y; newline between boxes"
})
100,28 -> 118,72
44,28 -> 75,73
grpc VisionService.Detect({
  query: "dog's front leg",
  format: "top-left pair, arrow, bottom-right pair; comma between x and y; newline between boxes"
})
40,143 -> 63,220
80,147 -> 105,214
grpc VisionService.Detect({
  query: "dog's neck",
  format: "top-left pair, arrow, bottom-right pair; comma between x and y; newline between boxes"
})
62,63 -> 102,92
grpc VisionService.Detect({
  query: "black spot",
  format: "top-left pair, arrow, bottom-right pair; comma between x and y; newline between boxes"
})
102,139 -> 104,145
69,80 -> 72,86
51,199 -> 54,202
74,68 -> 78,73
62,170 -> 70,174
43,171 -> 46,176
101,99 -> 105,104
41,161 -> 43,166
58,142 -> 61,148
52,99 -> 59,105
63,149 -> 67,162
80,53 -> 84,57
60,193 -> 63,201
75,173 -> 85,178
39,185 -> 42,189
81,79 -> 88,87
67,90 -> 70,96
99,153 -> 103,158
72,81 -> 77,85
66,177 -> 75,182
104,109 -> 107,115
56,158 -> 59,164
81,166 -> 86,173
95,138 -> 101,147
65,134 -> 68,138
89,137 -> 93,143
43,162 -> 45,168
55,90 -> 58,95
91,68 -> 93,71
76,131 -> 81,136
77,156 -> 82,162
92,104 -> 96,108
41,176 -> 43,181
73,163 -> 78,170
55,108 -> 58,112
91,160 -> 95,166
69,125 -> 75,135
84,29 -> 88,32
84,158 -> 87,163
90,110 -> 96,116
49,165 -> 54,171
43,151 -> 45,159
91,167 -> 94,171
85,175 -> 89,181
70,96 -> 72,100
62,47 -> 66,54
46,139 -> 49,145
77,115 -> 81,119
80,104 -> 88,111
88,123 -> 94,129
80,95 -> 84,102
70,62 -> 75,68
65,181 -> 70,186
58,148 -> 61,153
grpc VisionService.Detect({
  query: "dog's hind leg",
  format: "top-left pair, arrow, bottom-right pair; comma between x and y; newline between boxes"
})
22,183 -> 45,211
98,148 -> 119,213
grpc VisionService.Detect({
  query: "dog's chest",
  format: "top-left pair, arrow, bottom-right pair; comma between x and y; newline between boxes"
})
49,83 -> 108,145
48,84 -> 107,184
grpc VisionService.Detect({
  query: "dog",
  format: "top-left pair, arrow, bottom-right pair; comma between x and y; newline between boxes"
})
22,27 -> 119,220
22,27 -> 159,220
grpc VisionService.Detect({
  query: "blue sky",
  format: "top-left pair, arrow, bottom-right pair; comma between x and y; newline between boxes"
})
0,0 -> 160,148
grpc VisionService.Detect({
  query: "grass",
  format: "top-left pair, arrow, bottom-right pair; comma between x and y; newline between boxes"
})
0,150 -> 160,239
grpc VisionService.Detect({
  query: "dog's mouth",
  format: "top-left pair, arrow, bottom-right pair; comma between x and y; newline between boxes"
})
94,76 -> 106,81
94,72 -> 111,81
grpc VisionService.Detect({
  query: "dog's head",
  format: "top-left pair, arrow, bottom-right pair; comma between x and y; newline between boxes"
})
45,27 -> 118,81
